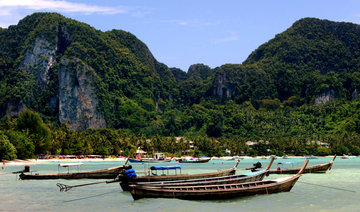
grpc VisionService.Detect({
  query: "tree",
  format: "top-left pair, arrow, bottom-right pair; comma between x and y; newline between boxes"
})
206,110 -> 223,137
335,144 -> 349,155
316,147 -> 332,156
0,131 -> 17,160
16,109 -> 51,154
5,131 -> 34,159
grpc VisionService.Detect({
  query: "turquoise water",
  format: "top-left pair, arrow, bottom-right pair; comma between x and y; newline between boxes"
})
1,157 -> 359,212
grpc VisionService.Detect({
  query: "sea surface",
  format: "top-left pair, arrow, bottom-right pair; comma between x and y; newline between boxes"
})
1,157 -> 359,212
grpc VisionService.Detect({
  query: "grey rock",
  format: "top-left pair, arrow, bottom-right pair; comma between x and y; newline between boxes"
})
315,89 -> 335,104
213,72 -> 233,98
20,37 -> 57,90
58,58 -> 106,130
352,89 -> 358,101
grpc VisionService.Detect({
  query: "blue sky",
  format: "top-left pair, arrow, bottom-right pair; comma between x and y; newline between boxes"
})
1,0 -> 360,71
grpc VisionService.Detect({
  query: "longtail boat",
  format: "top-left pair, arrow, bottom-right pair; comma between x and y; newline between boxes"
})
120,160 -> 240,191
128,158 -> 172,163
268,155 -> 336,174
129,160 -> 309,200
19,163 -> 131,180
178,158 -> 211,163
132,157 -> 275,188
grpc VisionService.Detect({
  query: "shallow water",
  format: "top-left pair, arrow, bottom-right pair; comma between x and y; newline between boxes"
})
1,157 -> 359,212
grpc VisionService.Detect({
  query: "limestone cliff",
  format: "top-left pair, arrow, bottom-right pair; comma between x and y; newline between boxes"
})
20,37 -> 57,91
352,89 -> 358,101
212,72 -> 234,98
315,89 -> 335,105
58,58 -> 106,130
12,34 -> 106,130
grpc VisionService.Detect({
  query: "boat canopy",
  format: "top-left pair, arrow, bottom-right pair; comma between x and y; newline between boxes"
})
150,165 -> 181,170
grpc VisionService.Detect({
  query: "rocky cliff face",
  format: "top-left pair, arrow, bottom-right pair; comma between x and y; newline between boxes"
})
5,103 -> 26,118
315,89 -> 335,104
20,37 -> 57,91
10,34 -> 106,130
58,58 -> 106,130
2,13 -> 176,131
212,72 -> 234,98
352,89 -> 358,100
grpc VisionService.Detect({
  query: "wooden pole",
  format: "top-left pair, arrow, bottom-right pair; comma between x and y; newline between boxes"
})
266,156 -> 275,170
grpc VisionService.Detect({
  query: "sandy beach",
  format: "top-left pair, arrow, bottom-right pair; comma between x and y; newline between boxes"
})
1,155 -> 336,167
1,157 -> 128,167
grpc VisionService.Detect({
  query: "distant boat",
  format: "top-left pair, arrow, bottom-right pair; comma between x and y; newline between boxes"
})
128,158 -> 171,163
305,155 -> 318,159
19,163 -> 131,180
341,154 -> 356,159
233,156 -> 244,160
128,160 -> 309,200
129,153 -> 171,163
221,156 -> 235,161
178,157 -> 211,163
268,155 -> 336,174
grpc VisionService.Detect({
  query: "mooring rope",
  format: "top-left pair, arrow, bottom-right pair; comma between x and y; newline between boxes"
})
63,190 -> 119,203
0,172 -> 13,175
298,181 -> 356,193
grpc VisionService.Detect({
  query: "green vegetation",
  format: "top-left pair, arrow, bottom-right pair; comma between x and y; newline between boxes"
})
0,131 -> 17,160
1,14 -> 360,160
244,18 -> 360,103
1,100 -> 360,160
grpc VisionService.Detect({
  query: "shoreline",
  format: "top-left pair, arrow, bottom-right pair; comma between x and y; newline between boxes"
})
1,158 -> 128,166
1,155 -> 337,167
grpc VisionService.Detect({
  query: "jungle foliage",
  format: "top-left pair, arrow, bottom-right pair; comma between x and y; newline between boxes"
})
1,14 -> 360,159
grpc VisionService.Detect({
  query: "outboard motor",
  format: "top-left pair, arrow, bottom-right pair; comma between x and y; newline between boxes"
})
253,162 -> 262,169
23,165 -> 30,173
250,162 -> 262,172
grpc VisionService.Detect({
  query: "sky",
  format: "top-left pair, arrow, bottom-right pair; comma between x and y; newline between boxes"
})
1,0 -> 360,71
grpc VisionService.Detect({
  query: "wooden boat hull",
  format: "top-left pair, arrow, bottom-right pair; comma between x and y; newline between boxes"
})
179,158 -> 211,163
269,156 -> 336,174
129,159 -> 307,200
120,168 -> 236,191
130,175 -> 300,200
134,170 -> 268,187
129,158 -> 171,163
19,165 -> 130,180
269,163 -> 331,174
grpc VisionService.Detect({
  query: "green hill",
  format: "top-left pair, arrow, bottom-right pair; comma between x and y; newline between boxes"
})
243,18 -> 360,103
0,13 -> 176,131
1,14 -> 360,159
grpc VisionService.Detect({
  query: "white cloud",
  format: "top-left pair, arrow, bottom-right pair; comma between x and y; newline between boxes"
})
0,7 -> 13,16
162,19 -> 219,27
0,0 -> 127,14
0,0 -> 131,28
213,32 -> 239,44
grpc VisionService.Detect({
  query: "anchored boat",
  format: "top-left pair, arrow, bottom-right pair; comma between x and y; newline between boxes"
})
268,155 -> 336,174
130,157 -> 275,188
129,160 -> 309,200
178,157 -> 211,163
130,160 -> 309,200
19,161 -> 131,180
120,160 -> 240,191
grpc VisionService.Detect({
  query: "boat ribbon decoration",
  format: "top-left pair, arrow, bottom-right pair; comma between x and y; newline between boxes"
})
125,169 -> 137,179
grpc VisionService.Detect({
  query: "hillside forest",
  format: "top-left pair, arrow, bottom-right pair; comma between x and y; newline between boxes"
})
1,13 -> 360,160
